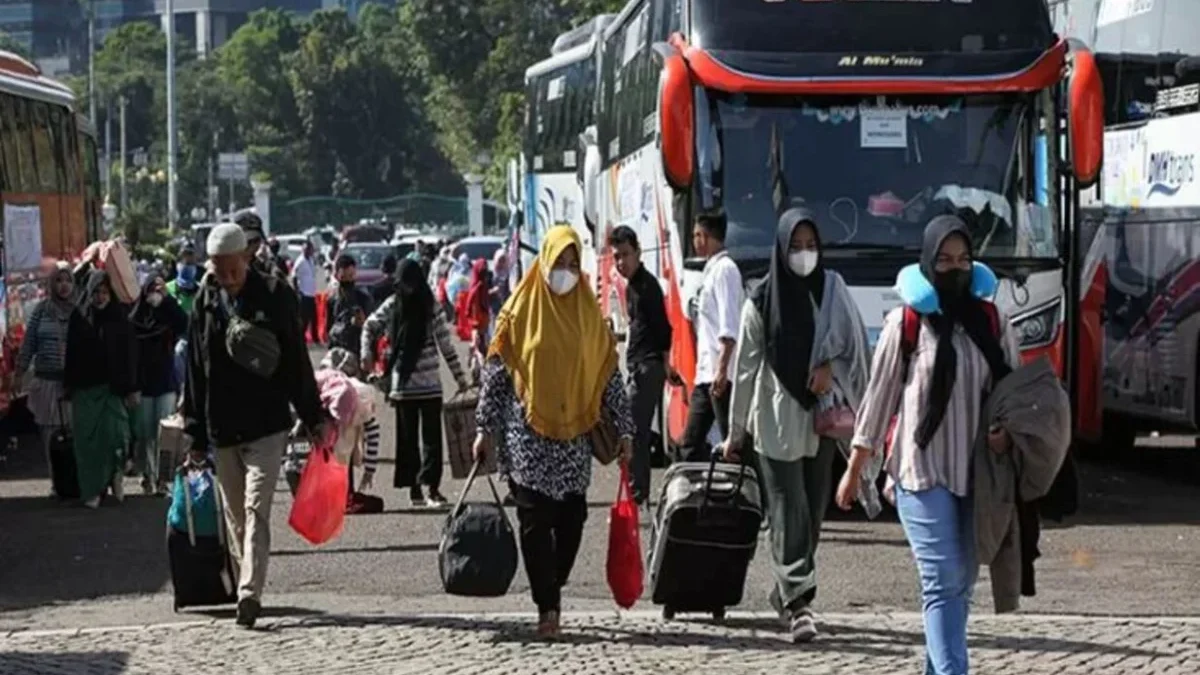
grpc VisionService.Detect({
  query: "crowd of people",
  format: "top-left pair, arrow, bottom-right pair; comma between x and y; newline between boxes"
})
11,204 -> 1074,674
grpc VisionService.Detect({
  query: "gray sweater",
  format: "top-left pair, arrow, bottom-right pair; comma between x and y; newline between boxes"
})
17,300 -> 72,380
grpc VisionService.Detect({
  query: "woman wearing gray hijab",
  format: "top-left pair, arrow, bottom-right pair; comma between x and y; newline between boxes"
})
721,208 -> 872,643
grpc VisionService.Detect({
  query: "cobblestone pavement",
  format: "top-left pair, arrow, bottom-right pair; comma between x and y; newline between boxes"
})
1,611 -> 1198,675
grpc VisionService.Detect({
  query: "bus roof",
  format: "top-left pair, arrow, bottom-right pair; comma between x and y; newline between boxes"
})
0,50 -> 76,109
550,14 -> 615,55
525,39 -> 598,81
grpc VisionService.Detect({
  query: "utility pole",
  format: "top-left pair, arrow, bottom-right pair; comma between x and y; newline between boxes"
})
119,95 -> 127,209
165,0 -> 178,230
87,1 -> 97,130
207,130 -> 218,220
103,99 -> 111,200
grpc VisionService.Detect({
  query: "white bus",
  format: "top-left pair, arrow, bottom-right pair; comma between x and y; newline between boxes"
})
519,15 -> 615,288
1061,0 -> 1200,451
567,0 -> 1103,450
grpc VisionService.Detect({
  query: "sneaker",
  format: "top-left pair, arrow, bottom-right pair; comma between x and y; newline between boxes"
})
789,606 -> 818,644
425,489 -> 449,509
235,597 -> 261,629
83,497 -> 101,509
408,487 -> 425,508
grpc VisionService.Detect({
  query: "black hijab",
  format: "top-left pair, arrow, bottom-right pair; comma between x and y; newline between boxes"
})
130,275 -> 168,338
750,207 -> 826,410
388,258 -> 435,386
79,270 -> 124,326
914,215 -> 1012,449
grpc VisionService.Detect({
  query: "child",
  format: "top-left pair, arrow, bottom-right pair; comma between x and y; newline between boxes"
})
284,348 -> 381,496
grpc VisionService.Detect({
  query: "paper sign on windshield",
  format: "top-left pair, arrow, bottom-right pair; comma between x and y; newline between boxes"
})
860,109 -> 907,148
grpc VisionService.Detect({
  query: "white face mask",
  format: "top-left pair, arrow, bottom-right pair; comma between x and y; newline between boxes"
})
546,269 -> 579,295
147,292 -> 164,307
788,250 -> 819,277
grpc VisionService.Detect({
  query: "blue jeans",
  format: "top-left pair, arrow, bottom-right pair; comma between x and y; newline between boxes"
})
895,485 -> 977,675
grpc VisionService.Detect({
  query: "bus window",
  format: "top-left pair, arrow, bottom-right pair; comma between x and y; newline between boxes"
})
51,106 -> 77,194
2,95 -> 35,193
30,102 -> 58,191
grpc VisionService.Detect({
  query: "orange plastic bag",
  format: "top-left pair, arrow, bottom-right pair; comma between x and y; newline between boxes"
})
288,443 -> 349,545
606,464 -> 643,609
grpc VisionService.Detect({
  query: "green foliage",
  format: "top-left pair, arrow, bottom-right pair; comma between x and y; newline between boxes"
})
116,200 -> 160,248
77,0 -> 613,223
0,31 -> 32,60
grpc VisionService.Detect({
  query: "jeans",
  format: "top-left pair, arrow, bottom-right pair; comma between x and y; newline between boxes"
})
215,431 -> 287,601
510,482 -> 587,613
680,382 -> 730,462
135,392 -> 177,488
393,397 -> 444,491
626,359 -> 666,504
895,485 -> 977,675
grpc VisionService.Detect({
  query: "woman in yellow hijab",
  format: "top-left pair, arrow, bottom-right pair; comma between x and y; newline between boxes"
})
473,225 -> 634,636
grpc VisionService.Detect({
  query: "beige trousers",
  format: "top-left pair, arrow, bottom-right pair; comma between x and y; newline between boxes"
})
215,431 -> 288,601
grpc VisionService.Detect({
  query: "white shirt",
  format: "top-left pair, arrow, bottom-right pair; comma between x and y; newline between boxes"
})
694,251 -> 743,385
293,256 -> 317,297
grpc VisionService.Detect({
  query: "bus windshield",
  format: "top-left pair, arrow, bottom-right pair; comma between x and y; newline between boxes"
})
698,93 -> 1058,262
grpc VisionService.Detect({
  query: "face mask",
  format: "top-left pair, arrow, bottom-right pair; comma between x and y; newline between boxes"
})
547,269 -> 579,296
147,292 -> 164,307
934,268 -> 973,298
787,251 -> 818,277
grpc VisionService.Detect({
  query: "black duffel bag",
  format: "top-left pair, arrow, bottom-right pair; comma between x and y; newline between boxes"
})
439,459 -> 518,597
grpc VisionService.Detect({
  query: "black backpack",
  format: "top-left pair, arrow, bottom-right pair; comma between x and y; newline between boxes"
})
438,461 -> 518,597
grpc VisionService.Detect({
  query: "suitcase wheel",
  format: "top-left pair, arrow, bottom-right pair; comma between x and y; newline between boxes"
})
662,606 -> 675,621
711,607 -> 726,622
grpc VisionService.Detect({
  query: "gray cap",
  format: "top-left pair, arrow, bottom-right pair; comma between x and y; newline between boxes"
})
207,223 -> 248,257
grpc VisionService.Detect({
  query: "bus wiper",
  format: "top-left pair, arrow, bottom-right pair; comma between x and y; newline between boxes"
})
823,243 -> 915,256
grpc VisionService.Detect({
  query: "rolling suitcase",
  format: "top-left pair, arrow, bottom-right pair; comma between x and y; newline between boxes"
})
49,401 -> 79,500
648,453 -> 763,620
167,460 -> 237,611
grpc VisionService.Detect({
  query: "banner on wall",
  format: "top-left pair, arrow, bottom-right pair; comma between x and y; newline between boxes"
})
3,203 -> 43,274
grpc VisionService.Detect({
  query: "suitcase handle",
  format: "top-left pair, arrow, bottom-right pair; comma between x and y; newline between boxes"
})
700,448 -> 750,510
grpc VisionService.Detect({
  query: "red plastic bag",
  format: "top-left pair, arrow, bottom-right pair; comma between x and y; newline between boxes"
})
288,444 -> 349,545
606,464 -> 643,609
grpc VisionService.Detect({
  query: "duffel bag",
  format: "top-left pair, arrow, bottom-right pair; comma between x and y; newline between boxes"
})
438,460 -> 518,597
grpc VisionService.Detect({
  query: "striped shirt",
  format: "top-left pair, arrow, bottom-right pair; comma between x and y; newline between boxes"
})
851,306 -> 1020,497
286,416 -> 382,475
360,296 -> 468,400
16,300 -> 71,380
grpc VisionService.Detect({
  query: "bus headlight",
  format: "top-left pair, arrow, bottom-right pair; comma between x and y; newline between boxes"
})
1011,300 -> 1060,349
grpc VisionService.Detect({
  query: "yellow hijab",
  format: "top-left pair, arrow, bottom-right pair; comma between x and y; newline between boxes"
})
489,226 -> 618,441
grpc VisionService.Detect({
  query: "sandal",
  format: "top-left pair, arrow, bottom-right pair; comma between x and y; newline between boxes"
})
536,610 -> 560,637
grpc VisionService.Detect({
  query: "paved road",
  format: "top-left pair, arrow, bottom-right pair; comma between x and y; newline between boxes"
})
1,341 -> 1198,672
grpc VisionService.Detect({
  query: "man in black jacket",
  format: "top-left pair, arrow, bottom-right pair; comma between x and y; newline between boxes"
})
325,254 -> 373,352
184,223 -> 326,629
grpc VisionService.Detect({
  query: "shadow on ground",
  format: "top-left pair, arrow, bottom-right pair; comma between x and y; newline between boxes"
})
0,651 -> 129,675
0,435 -> 172,613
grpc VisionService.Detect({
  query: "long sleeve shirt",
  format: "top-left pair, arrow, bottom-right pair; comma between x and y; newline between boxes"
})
624,264 -> 672,367
359,295 -> 468,400
16,300 -> 71,380
850,305 -> 1020,497
476,357 -> 634,499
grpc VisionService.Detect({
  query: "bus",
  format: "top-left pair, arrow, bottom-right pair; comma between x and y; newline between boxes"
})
0,50 -> 101,412
1061,0 -> 1200,452
565,0 -> 1103,449
520,15 -> 614,293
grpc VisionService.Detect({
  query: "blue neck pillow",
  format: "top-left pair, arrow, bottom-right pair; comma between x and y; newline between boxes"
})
895,262 -> 998,315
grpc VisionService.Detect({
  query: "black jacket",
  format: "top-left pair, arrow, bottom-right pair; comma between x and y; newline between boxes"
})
325,284 -> 373,352
64,305 -> 138,397
131,294 -> 189,397
184,269 -> 324,450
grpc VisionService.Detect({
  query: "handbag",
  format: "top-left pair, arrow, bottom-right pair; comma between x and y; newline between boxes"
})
218,287 -> 282,379
606,464 -> 643,609
590,408 -> 620,465
439,459 -> 518,597
814,384 -> 856,440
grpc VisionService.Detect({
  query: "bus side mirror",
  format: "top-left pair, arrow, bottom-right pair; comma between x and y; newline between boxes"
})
1068,45 -> 1104,189
579,127 -> 602,230
658,51 -> 695,191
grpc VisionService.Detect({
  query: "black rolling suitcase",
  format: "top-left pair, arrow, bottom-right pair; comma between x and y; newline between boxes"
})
166,462 -> 237,611
49,402 -> 79,500
648,453 -> 763,620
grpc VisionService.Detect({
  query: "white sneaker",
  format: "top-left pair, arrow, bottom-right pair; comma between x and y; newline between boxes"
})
789,607 -> 818,644
83,497 -> 101,509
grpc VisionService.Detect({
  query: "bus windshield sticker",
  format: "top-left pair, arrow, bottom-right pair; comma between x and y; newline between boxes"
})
860,109 -> 907,148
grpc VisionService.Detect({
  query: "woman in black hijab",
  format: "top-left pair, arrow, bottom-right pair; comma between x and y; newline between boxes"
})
723,207 -> 871,643
360,258 -> 469,508
838,214 -> 1019,675
129,273 -> 188,495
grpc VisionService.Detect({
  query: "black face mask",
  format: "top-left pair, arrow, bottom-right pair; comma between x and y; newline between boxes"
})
934,268 -> 972,299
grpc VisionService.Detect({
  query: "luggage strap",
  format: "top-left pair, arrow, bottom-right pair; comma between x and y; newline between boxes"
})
446,458 -> 513,534
179,460 -> 227,549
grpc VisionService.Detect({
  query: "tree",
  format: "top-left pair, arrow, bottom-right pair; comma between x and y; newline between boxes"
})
0,31 -> 32,60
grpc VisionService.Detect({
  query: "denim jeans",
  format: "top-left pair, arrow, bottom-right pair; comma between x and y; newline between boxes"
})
895,485 -> 977,675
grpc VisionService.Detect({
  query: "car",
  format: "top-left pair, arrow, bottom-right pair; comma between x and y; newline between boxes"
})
339,242 -> 397,289
451,235 -> 506,269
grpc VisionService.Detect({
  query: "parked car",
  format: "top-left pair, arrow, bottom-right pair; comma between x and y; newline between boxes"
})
452,235 -> 506,269
339,242 -> 397,289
